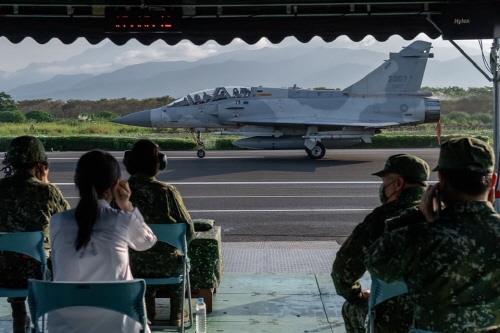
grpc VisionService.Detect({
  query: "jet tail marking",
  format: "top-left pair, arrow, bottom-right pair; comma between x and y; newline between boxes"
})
343,41 -> 432,95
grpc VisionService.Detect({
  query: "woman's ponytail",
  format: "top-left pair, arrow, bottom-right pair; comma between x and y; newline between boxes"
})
74,183 -> 99,251
74,150 -> 120,251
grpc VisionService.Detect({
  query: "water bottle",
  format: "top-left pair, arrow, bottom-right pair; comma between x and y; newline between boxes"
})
195,297 -> 207,333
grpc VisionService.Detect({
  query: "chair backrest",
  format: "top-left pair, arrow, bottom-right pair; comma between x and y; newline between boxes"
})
149,223 -> 187,255
0,231 -> 46,265
28,279 -> 147,331
369,275 -> 408,309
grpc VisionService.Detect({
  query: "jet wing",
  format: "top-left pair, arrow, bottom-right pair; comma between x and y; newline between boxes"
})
229,117 -> 399,128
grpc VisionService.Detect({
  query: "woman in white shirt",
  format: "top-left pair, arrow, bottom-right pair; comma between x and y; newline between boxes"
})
48,150 -> 157,333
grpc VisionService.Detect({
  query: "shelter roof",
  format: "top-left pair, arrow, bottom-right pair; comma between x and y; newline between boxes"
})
0,1 -> 498,44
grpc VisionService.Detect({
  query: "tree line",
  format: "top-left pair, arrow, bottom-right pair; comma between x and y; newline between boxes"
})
0,93 -> 174,123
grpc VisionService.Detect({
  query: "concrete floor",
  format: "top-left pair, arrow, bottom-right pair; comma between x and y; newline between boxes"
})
0,273 -> 372,333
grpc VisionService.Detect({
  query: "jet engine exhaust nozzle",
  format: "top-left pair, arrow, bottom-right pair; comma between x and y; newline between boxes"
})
424,98 -> 440,123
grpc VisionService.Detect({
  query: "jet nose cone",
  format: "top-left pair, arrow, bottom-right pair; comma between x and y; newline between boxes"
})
113,110 -> 152,127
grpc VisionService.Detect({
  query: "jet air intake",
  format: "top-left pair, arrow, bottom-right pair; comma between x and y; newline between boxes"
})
424,98 -> 440,123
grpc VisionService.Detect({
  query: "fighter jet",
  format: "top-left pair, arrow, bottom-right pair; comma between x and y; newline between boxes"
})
115,41 -> 440,159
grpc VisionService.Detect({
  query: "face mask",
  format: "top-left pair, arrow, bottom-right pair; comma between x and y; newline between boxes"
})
379,180 -> 397,204
379,183 -> 388,204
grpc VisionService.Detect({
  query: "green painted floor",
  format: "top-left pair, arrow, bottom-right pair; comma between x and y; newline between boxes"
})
151,273 -> 371,333
0,273 -> 371,333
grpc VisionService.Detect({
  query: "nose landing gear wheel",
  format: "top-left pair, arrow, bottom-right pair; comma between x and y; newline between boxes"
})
305,142 -> 326,159
197,149 -> 206,158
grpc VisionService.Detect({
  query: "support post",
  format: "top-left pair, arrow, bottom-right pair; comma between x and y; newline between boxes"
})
492,28 -> 500,210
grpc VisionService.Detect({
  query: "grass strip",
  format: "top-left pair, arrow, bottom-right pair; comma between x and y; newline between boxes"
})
0,134 -> 491,152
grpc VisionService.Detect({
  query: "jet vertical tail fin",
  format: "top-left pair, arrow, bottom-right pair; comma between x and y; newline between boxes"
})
343,41 -> 432,95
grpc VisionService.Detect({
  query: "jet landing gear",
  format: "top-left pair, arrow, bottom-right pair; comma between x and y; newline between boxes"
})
305,142 -> 326,160
192,130 -> 206,158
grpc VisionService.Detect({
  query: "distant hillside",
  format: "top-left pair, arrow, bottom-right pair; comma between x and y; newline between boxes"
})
7,45 -> 492,100
9,74 -> 94,100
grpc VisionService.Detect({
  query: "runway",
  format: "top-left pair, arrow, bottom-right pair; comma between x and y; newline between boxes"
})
1,148 -> 439,242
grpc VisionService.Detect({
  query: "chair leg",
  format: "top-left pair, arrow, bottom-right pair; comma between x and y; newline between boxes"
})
180,277 -> 186,333
368,310 -> 375,333
186,273 -> 193,329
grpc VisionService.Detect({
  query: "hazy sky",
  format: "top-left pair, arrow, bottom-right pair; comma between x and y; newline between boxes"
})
0,33 -> 493,73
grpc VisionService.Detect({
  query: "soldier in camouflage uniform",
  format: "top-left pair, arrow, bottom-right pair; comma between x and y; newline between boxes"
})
332,154 -> 430,333
366,137 -> 500,333
124,139 -> 195,326
0,136 -> 69,332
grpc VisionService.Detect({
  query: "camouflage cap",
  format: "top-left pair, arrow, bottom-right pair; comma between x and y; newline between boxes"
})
3,136 -> 48,168
434,137 -> 494,173
373,153 -> 430,185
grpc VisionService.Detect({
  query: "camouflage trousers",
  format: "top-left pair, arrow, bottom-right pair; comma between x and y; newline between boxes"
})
8,298 -> 29,333
146,285 -> 184,323
342,296 -> 414,333
342,299 -> 368,333
0,255 -> 42,289
130,244 -> 186,324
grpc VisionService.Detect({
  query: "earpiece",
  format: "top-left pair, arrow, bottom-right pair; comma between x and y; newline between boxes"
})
158,152 -> 167,171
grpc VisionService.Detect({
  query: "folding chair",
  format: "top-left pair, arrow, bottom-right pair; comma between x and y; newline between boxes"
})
367,275 -> 408,333
144,223 -> 193,332
0,231 -> 47,298
27,279 -> 147,333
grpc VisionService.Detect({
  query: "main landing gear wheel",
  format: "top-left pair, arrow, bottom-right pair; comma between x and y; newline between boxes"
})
197,149 -> 206,158
191,129 -> 206,158
306,142 -> 326,160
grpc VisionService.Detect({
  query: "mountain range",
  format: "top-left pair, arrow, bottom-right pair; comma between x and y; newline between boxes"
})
2,42 -> 492,100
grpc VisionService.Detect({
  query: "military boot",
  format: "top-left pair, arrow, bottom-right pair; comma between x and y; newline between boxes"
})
170,296 -> 189,327
9,298 -> 29,333
145,291 -> 156,323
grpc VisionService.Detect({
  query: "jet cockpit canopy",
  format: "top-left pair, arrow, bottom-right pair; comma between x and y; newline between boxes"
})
167,86 -> 251,107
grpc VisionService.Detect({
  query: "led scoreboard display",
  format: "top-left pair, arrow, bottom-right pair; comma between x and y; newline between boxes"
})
106,8 -> 178,33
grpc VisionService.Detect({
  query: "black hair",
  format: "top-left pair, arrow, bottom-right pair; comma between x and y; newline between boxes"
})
439,168 -> 492,197
74,150 -> 121,251
124,139 -> 161,177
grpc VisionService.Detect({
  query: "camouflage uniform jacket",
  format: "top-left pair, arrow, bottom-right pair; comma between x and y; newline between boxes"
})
128,174 -> 195,278
366,201 -> 500,333
332,186 -> 425,332
0,173 -> 69,287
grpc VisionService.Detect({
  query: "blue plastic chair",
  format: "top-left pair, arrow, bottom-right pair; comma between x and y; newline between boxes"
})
27,279 -> 147,333
144,223 -> 193,332
367,275 -> 408,333
0,231 -> 47,298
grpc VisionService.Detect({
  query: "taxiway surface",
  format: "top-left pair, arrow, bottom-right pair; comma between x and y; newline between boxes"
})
1,148 -> 439,242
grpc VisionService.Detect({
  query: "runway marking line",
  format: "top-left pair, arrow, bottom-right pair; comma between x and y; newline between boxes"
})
0,156 -> 260,161
64,195 -> 377,199
189,208 -> 372,212
56,181 -> 436,186
184,195 -> 377,198
54,181 -> 382,185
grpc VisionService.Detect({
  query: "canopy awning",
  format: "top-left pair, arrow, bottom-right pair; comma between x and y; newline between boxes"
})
0,1 -> 498,45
